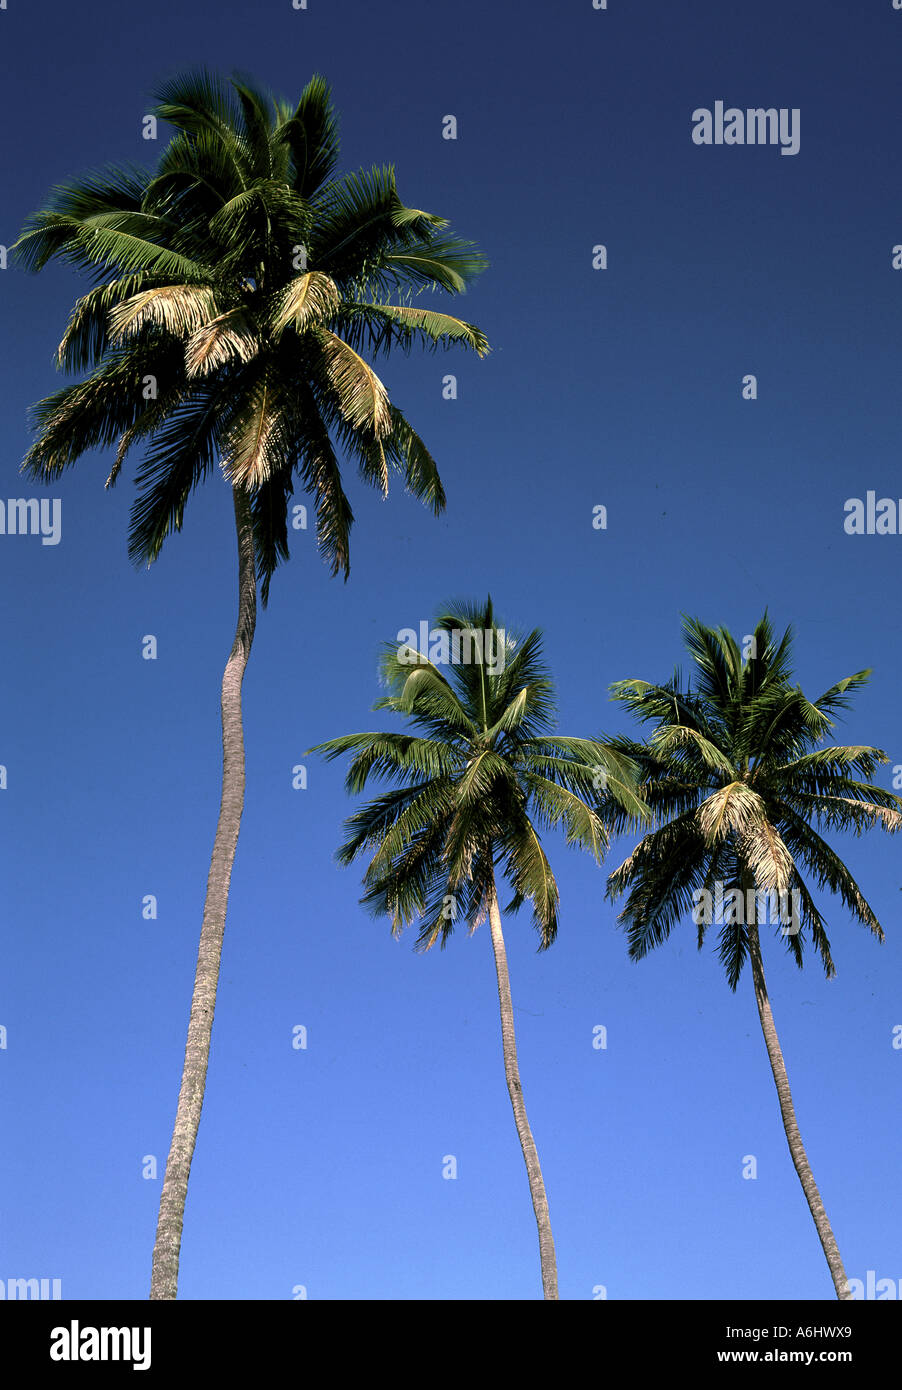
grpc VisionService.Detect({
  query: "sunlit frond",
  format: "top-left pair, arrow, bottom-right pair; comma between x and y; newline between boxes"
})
184,307 -> 260,376
108,285 -> 218,343
272,272 -> 341,336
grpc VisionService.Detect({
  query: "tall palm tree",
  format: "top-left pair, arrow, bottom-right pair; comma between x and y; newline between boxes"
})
309,598 -> 646,1299
599,613 -> 902,1299
13,70 -> 488,1300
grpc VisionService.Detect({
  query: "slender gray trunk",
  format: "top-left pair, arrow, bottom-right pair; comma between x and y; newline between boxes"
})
150,486 -> 257,1300
745,917 -> 852,1300
486,880 -> 559,1300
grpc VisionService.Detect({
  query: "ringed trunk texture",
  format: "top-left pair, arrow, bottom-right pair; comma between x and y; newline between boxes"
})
486,883 -> 559,1300
150,486 -> 257,1300
746,920 -> 852,1300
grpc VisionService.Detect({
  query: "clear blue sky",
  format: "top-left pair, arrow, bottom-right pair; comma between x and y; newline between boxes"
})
1,0 -> 900,1301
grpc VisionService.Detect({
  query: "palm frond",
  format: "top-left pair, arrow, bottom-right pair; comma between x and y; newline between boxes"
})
314,329 -> 391,436
271,272 -> 341,335
108,284 -> 218,343
277,73 -> 340,198
184,307 -> 260,376
126,387 -> 222,564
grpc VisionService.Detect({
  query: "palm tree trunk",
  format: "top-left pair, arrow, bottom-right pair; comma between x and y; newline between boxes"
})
150,485 -> 257,1300
745,918 -> 852,1299
486,879 -> 559,1300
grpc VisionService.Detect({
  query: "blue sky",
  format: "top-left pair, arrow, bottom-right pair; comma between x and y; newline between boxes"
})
1,0 -> 901,1300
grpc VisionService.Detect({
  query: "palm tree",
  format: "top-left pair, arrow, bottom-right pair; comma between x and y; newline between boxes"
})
309,598 -> 646,1299
14,70 -> 488,1300
599,613 -> 902,1299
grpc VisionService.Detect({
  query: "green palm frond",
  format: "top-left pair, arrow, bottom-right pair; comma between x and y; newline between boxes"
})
277,73 -> 341,198
681,615 -> 742,705
521,773 -> 609,861
775,745 -> 889,783
56,273 -> 150,371
812,671 -> 873,718
152,69 -> 253,183
382,234 -> 488,294
231,75 -> 279,176
526,737 -> 649,823
249,465 -> 292,605
376,645 -> 476,735
23,211 -> 207,281
126,388 -> 222,564
290,389 -> 354,579
22,343 -> 185,481
339,302 -> 489,357
12,163 -> 151,271
498,813 -> 559,947
775,802 -> 885,943
381,408 -> 446,513
307,731 -> 458,792
651,723 -> 736,776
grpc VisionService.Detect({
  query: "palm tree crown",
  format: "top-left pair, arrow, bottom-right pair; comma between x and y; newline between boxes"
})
312,597 -> 646,948
14,70 -> 488,599
602,613 -> 902,985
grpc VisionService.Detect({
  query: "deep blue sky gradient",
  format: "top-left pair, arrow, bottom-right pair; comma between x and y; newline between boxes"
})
1,0 -> 901,1300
